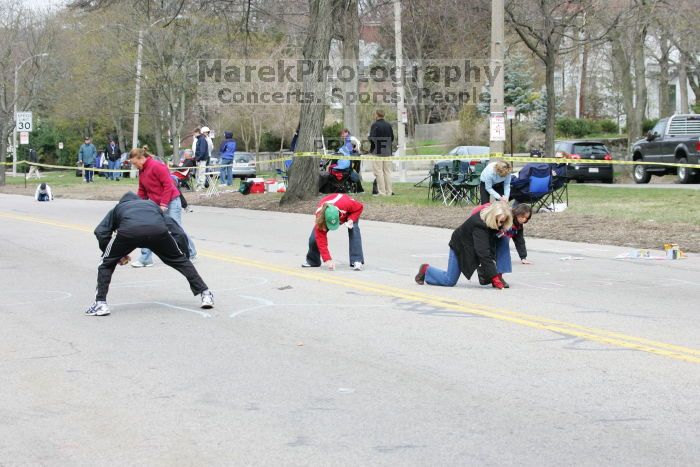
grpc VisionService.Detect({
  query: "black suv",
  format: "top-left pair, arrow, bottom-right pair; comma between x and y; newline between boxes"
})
632,114 -> 700,184
555,140 -> 614,183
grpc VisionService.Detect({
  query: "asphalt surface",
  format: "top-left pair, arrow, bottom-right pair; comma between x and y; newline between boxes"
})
1,193 -> 699,466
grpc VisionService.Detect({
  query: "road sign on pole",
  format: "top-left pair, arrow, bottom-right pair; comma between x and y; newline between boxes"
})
490,113 -> 506,142
19,132 -> 29,145
15,111 -> 33,132
506,107 -> 516,119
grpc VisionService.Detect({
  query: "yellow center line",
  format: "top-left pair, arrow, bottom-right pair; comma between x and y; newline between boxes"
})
2,209 -> 699,364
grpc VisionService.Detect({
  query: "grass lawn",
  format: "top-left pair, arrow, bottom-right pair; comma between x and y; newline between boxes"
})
352,182 -> 700,225
4,171 -> 139,188
5,170 -> 699,226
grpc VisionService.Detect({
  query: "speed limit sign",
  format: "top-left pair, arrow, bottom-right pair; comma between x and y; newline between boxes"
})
15,111 -> 33,132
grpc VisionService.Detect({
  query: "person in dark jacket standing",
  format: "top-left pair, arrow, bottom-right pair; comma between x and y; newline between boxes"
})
194,126 -> 211,190
414,202 -> 513,289
104,138 -> 122,181
86,192 -> 214,316
368,109 -> 395,196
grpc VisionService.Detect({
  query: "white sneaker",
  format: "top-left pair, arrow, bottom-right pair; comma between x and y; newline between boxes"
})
131,260 -> 154,268
352,261 -> 364,271
200,290 -> 214,309
85,301 -> 110,316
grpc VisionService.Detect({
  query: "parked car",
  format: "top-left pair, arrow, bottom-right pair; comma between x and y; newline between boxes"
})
232,152 -> 256,179
555,140 -> 614,183
631,114 -> 700,184
445,145 -> 490,166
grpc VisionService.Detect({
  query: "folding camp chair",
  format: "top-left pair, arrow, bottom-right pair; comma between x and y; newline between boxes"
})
511,166 -> 552,211
550,163 -> 569,207
276,159 -> 293,186
202,170 -> 221,197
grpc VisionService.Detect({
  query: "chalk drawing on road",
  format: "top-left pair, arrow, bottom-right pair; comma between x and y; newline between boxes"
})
230,295 -> 275,318
0,290 -> 72,306
110,301 -> 211,318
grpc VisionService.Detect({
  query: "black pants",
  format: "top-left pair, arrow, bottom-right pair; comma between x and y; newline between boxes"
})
480,181 -> 504,205
96,233 -> 208,302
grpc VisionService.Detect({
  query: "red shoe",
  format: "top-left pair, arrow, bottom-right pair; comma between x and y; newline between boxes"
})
415,264 -> 429,285
498,273 -> 510,288
491,275 -> 506,289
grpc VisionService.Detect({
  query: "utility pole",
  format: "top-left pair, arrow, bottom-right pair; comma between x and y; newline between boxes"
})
489,0 -> 505,156
132,29 -> 144,152
394,0 -> 407,182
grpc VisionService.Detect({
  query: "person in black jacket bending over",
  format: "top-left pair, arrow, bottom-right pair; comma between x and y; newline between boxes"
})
86,192 -> 214,316
368,109 -> 395,196
414,202 -> 513,289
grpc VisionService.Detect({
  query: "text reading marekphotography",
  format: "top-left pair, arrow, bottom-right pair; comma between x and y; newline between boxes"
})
197,59 -> 501,107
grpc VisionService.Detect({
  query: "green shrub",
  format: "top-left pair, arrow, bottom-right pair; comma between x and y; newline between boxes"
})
598,119 -> 618,134
322,121 -> 345,152
259,131 -> 282,152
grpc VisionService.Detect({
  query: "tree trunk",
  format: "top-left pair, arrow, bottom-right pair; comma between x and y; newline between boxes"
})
658,33 -> 671,117
281,0 -> 339,205
342,0 -> 360,136
152,90 -> 166,158
678,52 -> 689,114
579,39 -> 588,118
544,50 -> 557,158
631,24 -> 648,143
0,122 -> 9,186
611,35 -> 636,157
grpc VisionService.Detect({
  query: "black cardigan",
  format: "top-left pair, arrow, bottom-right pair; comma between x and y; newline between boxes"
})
448,214 -> 498,281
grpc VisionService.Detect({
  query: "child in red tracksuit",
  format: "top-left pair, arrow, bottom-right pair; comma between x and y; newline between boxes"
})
302,193 -> 365,271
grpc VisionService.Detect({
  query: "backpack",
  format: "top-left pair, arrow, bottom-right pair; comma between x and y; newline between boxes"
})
239,181 -> 252,195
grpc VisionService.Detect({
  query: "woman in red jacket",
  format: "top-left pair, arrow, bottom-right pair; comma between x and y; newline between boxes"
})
302,193 -> 365,271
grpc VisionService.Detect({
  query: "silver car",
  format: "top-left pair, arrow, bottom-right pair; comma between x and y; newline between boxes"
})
231,152 -> 256,179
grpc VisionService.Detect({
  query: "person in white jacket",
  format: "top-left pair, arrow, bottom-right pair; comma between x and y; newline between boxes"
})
35,183 -> 53,201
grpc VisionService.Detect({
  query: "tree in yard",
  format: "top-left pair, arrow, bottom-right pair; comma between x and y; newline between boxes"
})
478,53 -> 537,117
0,0 -> 53,186
281,0 -> 343,204
505,0 -> 605,157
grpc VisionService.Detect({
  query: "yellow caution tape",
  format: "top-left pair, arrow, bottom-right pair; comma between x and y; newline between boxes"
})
4,153 -> 699,171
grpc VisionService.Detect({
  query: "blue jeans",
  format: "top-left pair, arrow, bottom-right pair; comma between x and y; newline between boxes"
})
83,164 -> 94,182
496,236 -> 511,274
138,197 -> 197,263
220,159 -> 233,185
305,221 -> 364,266
425,249 -> 461,286
108,159 -> 122,179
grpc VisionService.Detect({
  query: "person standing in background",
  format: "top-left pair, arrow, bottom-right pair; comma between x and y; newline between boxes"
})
78,137 -> 97,183
27,147 -> 41,179
105,137 -> 122,181
195,126 -> 211,191
368,110 -> 394,196
218,131 -> 237,186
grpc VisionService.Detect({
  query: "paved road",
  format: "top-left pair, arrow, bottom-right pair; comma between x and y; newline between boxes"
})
1,193 -> 699,465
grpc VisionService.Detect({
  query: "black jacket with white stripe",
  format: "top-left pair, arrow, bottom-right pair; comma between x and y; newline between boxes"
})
94,192 -> 189,257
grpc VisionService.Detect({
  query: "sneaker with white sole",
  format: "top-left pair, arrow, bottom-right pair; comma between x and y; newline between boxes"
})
85,301 -> 110,316
131,260 -> 154,268
301,261 -> 315,268
352,261 -> 364,271
200,290 -> 214,309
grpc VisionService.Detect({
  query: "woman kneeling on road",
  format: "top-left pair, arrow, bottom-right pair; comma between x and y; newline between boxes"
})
415,202 -> 513,289
302,193 -> 364,271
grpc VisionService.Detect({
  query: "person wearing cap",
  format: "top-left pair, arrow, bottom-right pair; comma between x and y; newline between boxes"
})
218,131 -> 237,186
194,126 -> 211,190
302,193 -> 365,271
34,182 -> 53,201
78,137 -> 97,183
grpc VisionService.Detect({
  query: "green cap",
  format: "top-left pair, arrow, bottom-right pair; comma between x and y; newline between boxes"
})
324,205 -> 340,230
